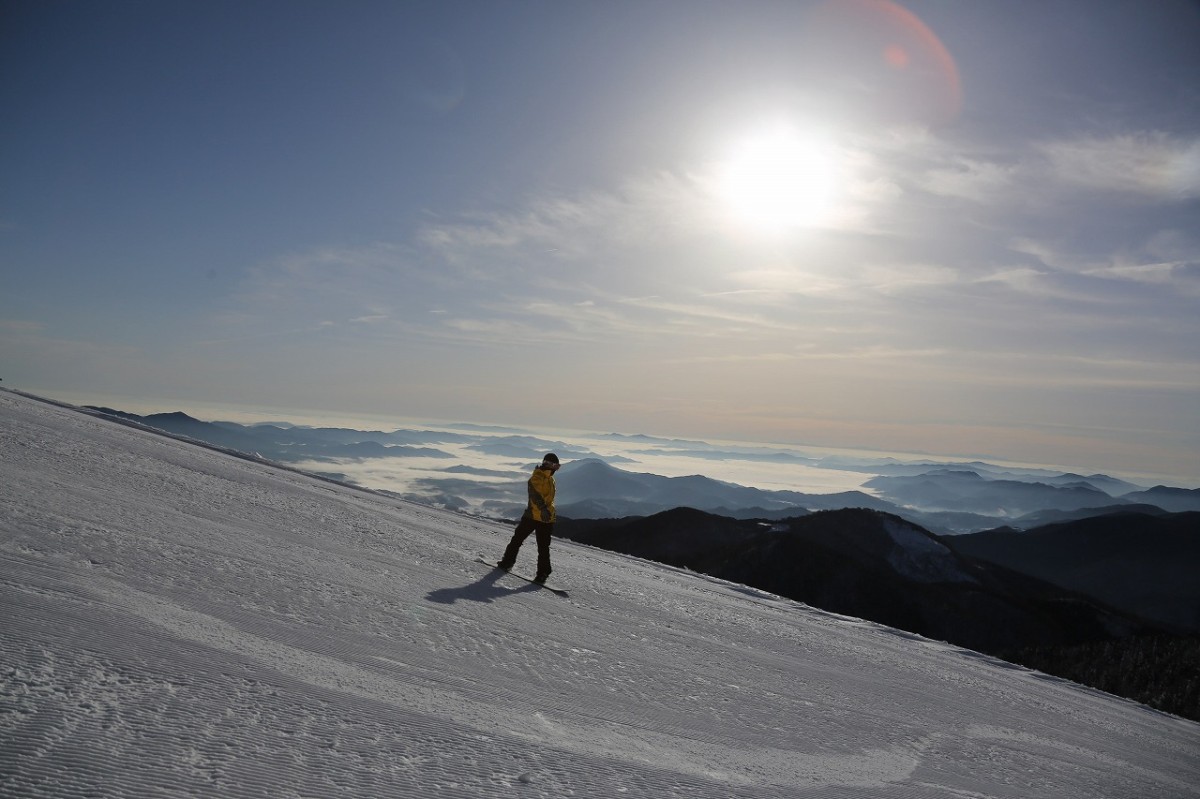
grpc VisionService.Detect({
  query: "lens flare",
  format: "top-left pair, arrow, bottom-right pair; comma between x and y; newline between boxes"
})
807,0 -> 962,126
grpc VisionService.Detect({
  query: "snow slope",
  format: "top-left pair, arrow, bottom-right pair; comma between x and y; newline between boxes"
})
2,389 -> 1198,799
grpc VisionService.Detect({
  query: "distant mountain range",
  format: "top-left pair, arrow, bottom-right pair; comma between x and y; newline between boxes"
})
84,406 -> 1199,534
553,459 -> 1198,533
862,468 -> 1180,517
554,458 -> 894,519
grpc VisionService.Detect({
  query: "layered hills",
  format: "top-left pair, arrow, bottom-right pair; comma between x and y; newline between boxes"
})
80,407 -> 1199,534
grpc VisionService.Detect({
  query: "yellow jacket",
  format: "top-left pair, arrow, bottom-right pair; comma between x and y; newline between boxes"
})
527,466 -> 556,523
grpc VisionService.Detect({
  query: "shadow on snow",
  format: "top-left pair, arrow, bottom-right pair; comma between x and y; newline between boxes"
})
425,568 -> 541,605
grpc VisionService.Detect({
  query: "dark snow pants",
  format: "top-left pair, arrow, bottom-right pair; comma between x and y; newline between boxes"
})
501,511 -> 553,578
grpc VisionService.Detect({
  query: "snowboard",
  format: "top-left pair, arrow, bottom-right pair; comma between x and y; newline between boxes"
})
476,558 -> 569,596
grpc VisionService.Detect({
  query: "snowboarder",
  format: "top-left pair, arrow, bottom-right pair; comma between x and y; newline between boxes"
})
497,453 -> 560,583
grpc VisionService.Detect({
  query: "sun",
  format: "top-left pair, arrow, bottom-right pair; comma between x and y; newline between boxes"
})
717,123 -> 842,234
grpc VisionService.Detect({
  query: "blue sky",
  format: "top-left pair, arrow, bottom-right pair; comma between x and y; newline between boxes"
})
3,0 -> 1199,482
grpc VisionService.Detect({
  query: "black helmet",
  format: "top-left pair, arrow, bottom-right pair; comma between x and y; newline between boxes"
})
542,453 -> 560,465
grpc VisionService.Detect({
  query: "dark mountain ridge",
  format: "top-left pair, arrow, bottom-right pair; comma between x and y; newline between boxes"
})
1119,486 -> 1200,513
947,512 -> 1200,633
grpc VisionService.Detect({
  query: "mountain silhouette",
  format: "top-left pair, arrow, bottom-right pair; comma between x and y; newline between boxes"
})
947,512 -> 1200,633
1119,486 -> 1200,513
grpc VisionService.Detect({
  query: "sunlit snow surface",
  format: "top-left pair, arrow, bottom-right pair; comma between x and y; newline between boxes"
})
2,389 -> 1198,799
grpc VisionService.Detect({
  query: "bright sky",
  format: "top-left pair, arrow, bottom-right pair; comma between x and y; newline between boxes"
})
3,0 -> 1199,483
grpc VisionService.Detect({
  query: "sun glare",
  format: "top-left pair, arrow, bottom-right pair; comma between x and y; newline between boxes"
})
717,123 -> 843,235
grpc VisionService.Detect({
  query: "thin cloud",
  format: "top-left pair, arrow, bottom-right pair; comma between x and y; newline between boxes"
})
416,172 -> 717,271
1039,132 -> 1200,200
667,345 -> 949,365
921,157 -> 1018,202
973,264 -> 1069,299
617,295 -> 800,335
1082,260 -> 1200,294
945,350 -> 1200,391
1009,232 -> 1200,296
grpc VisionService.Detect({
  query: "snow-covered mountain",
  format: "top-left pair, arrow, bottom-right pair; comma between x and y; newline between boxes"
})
3,389 -> 1199,798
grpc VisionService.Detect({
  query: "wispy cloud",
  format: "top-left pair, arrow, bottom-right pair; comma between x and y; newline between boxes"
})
1008,230 -> 1200,297
1081,260 -> 1200,293
901,131 -> 1200,229
920,156 -> 1018,203
666,345 -> 950,365
1039,132 -> 1200,200
416,171 -> 718,273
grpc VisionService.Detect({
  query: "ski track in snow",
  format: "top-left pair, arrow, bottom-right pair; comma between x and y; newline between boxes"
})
2,389 -> 1198,798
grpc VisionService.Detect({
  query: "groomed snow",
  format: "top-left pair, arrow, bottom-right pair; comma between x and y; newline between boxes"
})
2,389 -> 1198,798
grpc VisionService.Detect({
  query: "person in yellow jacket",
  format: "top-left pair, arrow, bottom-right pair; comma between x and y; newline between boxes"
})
497,453 -> 560,583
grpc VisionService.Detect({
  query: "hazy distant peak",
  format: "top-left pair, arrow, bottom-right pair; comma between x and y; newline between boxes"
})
144,411 -> 202,423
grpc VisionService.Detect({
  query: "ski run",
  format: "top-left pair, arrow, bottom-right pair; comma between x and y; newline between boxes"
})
2,389 -> 1198,798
